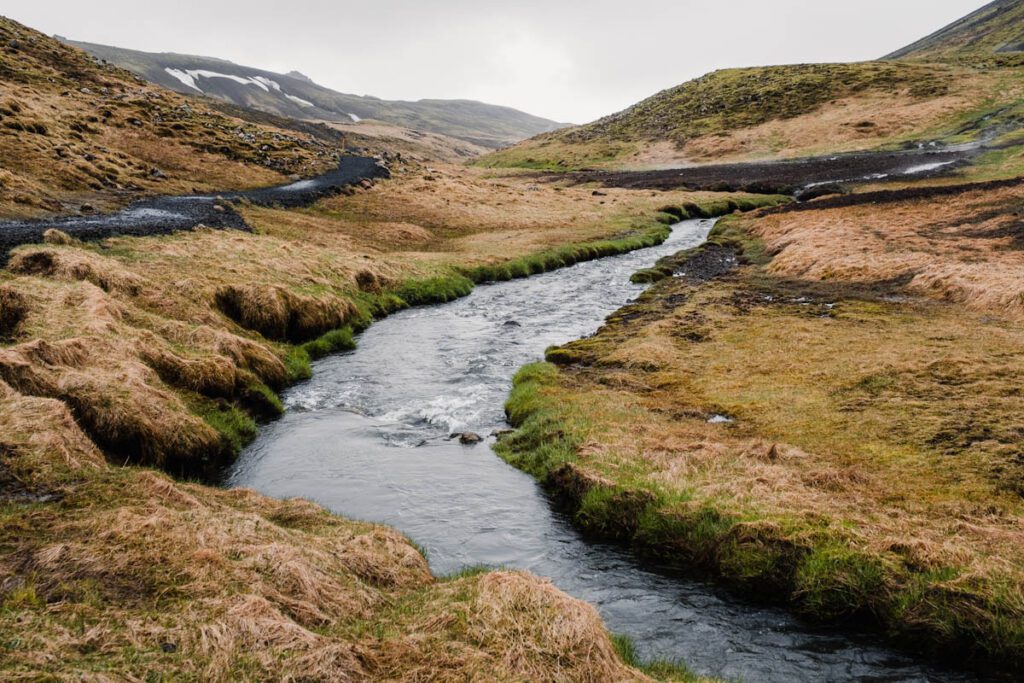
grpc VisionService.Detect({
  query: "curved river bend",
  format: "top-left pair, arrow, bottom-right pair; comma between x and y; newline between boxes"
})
231,219 -> 976,682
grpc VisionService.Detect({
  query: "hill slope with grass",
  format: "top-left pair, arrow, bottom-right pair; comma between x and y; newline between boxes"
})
886,0 -> 1024,61
0,17 -> 348,219
479,2 -> 1024,171
63,39 -> 567,149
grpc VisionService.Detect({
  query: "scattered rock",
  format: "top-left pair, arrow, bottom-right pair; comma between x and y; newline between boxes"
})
212,205 -> 225,213
42,228 -> 75,245
160,642 -> 178,654
78,204 -> 95,214
491,429 -> 515,439
451,432 -> 483,445
288,174 -> 301,182
149,168 -> 166,179
592,190 -> 607,197
8,40 -> 20,51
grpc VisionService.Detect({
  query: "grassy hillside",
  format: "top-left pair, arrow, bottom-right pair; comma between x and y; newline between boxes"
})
0,18 -> 344,218
480,1 -> 1024,172
886,0 -> 1024,61
480,59 -> 1024,171
65,39 -> 567,148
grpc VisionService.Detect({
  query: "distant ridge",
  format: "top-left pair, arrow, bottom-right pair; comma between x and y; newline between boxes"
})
62,38 -> 567,148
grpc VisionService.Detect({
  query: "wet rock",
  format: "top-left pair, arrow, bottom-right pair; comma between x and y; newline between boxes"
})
795,183 -> 844,202
503,320 -> 521,327
452,432 -> 483,445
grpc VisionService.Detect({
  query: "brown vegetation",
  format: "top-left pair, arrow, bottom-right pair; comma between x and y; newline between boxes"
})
0,143 -> 749,677
0,381 -> 646,680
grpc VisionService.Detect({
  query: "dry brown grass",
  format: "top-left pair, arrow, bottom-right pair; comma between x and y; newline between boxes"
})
0,389 -> 646,680
751,183 -> 1024,315
323,119 -> 491,163
0,153 -> 747,679
0,162 -> 738,477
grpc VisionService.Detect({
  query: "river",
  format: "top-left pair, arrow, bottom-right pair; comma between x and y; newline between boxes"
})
230,219 -> 976,682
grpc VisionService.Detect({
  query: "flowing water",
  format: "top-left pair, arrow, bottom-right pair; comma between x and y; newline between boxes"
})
231,219 -> 977,682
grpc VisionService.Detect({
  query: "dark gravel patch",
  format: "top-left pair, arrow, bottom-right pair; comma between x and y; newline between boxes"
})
0,155 -> 389,259
764,175 -> 1024,214
552,147 -> 977,195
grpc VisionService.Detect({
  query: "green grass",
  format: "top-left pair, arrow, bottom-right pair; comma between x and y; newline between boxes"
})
611,634 -> 704,682
196,400 -> 258,458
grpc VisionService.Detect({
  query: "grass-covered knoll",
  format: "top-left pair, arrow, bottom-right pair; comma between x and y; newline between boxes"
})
886,0 -> 1024,62
496,184 -> 1024,671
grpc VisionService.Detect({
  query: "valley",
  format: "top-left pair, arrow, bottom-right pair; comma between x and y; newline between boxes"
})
2,2 -> 1024,681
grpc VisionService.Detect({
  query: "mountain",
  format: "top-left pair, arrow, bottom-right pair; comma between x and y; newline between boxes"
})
886,0 -> 1024,61
62,39 -> 566,149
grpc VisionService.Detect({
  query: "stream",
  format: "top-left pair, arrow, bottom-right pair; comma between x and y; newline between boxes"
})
230,219 -> 977,682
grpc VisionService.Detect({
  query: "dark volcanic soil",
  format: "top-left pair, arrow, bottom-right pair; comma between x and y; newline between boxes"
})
0,155 -> 388,259
555,147 -> 977,195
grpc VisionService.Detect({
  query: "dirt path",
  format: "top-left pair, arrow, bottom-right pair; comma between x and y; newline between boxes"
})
0,155 -> 388,258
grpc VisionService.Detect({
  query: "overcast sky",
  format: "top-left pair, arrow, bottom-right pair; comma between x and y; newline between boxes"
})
5,1 -> 986,123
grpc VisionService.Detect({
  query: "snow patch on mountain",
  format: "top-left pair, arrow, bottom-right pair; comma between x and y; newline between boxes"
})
186,69 -> 270,91
285,94 -> 315,107
164,68 -> 203,92
252,76 -> 281,92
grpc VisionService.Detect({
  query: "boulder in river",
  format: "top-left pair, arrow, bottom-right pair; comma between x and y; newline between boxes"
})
452,432 -> 483,445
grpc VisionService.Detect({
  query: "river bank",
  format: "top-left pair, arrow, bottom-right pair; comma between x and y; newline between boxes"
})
1,160 -> 780,679
496,179 -> 1024,675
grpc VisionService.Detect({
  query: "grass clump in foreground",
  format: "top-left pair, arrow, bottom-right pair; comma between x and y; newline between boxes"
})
0,383 -> 656,681
496,183 -> 1024,672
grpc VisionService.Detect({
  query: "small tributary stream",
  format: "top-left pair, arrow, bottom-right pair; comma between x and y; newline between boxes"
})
230,219 -> 977,682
